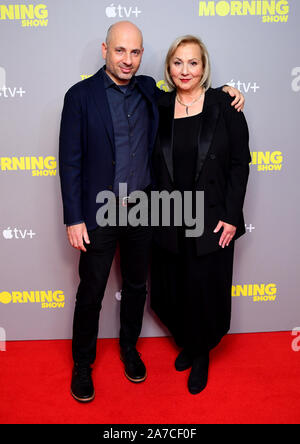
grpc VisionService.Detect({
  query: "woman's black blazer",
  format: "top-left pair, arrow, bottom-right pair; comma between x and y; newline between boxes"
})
152,87 -> 251,256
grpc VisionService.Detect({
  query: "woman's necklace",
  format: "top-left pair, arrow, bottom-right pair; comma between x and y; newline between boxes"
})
176,90 -> 204,116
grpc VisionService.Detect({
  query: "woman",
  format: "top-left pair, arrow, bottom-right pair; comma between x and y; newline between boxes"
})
151,36 -> 251,394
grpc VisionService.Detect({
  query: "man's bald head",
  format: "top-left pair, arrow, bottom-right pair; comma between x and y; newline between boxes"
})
102,21 -> 144,85
106,21 -> 143,48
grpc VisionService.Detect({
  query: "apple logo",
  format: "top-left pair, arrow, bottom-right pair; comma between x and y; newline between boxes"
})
2,227 -> 13,240
106,4 -> 117,18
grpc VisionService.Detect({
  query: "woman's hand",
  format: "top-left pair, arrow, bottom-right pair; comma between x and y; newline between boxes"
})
222,85 -> 245,112
214,221 -> 237,248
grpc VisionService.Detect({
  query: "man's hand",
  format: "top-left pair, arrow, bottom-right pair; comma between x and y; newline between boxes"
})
214,221 -> 237,248
67,223 -> 90,252
222,85 -> 245,112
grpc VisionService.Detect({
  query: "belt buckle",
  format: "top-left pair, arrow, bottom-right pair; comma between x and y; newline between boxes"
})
122,196 -> 129,207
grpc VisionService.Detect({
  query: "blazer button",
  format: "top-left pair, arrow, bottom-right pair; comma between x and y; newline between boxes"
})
108,185 -> 113,190
112,160 -> 116,166
210,154 -> 216,160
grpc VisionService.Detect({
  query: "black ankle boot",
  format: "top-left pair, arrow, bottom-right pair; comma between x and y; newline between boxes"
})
71,363 -> 95,402
120,347 -> 147,383
188,353 -> 209,395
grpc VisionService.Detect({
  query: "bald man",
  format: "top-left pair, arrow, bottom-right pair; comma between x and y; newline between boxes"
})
59,21 -> 244,402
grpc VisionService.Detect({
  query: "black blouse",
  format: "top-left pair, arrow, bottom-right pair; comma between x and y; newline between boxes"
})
173,113 -> 202,192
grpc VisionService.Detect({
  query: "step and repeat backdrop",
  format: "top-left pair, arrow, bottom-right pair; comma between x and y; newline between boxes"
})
0,0 -> 299,341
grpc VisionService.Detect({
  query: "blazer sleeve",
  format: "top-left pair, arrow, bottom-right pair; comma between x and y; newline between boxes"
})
59,88 -> 84,226
222,100 -> 251,227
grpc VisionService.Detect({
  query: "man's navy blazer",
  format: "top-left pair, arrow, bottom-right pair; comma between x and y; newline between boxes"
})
59,67 -> 160,231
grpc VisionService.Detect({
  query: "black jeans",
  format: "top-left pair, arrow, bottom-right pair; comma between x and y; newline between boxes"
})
72,210 -> 152,366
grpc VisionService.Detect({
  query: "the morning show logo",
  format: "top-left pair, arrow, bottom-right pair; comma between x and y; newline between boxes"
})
0,290 -> 65,309
198,1 -> 290,23
250,151 -> 283,172
0,156 -> 57,176
0,3 -> 48,27
232,283 -> 278,302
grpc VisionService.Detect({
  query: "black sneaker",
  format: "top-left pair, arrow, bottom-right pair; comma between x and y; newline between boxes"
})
71,364 -> 95,402
120,347 -> 147,383
175,349 -> 193,372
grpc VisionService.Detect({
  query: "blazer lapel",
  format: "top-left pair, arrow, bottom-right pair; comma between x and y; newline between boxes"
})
160,92 -> 176,183
159,89 -> 220,185
88,69 -> 115,151
195,90 -> 220,182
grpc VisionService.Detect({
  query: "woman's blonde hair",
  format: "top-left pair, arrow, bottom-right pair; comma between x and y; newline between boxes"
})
164,35 -> 211,91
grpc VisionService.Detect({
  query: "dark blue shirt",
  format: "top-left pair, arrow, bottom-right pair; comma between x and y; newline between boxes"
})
103,69 -> 151,196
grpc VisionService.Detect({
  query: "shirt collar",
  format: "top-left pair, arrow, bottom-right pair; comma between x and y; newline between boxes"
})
102,66 -> 137,92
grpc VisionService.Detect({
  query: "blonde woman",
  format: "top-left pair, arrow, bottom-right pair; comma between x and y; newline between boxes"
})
151,36 -> 251,394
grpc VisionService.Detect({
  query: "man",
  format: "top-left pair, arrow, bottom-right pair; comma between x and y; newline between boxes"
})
59,21 -> 244,403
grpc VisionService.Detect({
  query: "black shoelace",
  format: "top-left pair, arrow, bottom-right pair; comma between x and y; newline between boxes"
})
76,366 -> 92,385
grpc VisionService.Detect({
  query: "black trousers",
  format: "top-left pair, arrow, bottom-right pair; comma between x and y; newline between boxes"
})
151,233 -> 234,357
72,211 -> 152,366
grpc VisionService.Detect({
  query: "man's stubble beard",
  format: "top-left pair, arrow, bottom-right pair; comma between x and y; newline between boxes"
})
105,58 -> 140,84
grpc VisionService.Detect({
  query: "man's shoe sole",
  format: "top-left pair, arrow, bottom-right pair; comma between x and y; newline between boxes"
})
71,389 -> 95,403
120,351 -> 147,383
124,370 -> 147,383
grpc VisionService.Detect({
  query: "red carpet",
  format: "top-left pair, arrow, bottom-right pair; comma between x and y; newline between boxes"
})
0,332 -> 299,424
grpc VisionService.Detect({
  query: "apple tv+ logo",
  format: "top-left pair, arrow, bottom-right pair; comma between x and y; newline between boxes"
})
2,227 -> 36,240
105,4 -> 142,18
